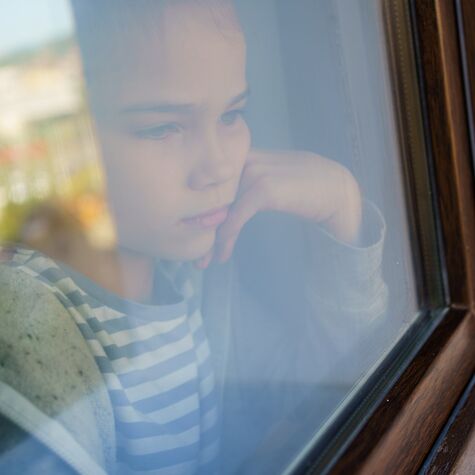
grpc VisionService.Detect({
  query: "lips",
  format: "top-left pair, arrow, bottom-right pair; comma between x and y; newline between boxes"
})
182,205 -> 230,228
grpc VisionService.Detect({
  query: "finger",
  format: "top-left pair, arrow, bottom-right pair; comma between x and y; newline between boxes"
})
236,163 -> 265,198
215,185 -> 266,262
238,154 -> 293,198
217,237 -> 235,263
193,247 -> 214,269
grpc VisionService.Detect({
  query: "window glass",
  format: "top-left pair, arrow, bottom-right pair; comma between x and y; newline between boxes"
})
0,1 -> 440,473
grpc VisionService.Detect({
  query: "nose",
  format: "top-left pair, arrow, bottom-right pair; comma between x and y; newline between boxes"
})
187,129 -> 235,191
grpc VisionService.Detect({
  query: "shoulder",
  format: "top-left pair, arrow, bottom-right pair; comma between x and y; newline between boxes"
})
0,248 -> 105,416
0,247 -> 115,470
0,249 -> 79,351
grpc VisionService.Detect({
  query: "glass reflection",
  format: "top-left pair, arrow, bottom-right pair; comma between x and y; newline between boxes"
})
0,1 -> 418,474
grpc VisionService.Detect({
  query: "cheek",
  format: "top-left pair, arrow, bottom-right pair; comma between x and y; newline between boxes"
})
226,123 -> 251,172
100,139 -> 186,216
102,135 -> 181,185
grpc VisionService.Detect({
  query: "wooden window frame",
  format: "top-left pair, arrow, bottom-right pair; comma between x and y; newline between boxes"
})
295,1 -> 475,473
422,373 -> 475,473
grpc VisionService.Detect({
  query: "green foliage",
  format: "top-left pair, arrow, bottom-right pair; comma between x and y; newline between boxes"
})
0,199 -> 41,243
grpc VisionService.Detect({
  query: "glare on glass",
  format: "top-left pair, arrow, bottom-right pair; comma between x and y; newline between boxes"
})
0,1 -> 419,473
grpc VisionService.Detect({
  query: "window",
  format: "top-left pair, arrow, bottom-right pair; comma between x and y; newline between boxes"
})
0,1 -> 473,474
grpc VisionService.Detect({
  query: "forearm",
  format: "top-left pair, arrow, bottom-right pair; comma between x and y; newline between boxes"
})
303,200 -> 388,382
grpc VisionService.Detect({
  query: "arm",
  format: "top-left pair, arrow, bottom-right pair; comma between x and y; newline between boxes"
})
0,260 -> 114,474
302,199 -> 388,384
206,149 -> 388,384
232,199 -> 387,385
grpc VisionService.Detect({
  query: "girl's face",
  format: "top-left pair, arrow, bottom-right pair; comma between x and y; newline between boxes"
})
92,1 -> 250,261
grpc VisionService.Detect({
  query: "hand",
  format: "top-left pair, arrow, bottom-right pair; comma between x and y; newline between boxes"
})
194,149 -> 362,268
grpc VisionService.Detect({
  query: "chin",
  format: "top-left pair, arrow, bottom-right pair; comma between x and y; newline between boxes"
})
184,233 -> 216,261
159,230 -> 216,262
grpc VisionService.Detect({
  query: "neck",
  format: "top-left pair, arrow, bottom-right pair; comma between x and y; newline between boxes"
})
115,248 -> 155,302
73,246 -> 155,303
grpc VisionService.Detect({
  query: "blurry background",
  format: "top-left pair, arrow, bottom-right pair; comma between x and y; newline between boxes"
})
0,0 -> 114,265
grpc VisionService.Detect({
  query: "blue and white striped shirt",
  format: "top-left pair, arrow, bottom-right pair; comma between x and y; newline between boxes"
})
8,248 -> 220,475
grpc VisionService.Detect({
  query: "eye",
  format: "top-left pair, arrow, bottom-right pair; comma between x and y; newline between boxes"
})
133,123 -> 182,140
220,109 -> 245,126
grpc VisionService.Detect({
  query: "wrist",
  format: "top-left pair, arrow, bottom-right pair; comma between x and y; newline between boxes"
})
321,170 -> 362,245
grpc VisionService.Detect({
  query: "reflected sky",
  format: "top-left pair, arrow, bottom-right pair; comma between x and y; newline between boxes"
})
0,0 -> 72,58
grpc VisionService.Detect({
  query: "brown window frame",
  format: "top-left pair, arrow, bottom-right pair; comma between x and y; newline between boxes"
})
296,1 -> 475,473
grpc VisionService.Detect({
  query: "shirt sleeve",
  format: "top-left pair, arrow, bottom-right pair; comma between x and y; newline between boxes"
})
302,199 -> 389,384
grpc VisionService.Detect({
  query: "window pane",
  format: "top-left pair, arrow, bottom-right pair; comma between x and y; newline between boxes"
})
0,1 -> 443,473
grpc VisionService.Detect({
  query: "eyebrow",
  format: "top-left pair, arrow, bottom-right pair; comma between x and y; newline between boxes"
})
120,87 -> 250,115
227,88 -> 250,108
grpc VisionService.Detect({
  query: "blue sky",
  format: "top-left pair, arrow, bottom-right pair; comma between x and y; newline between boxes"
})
0,0 -> 73,58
